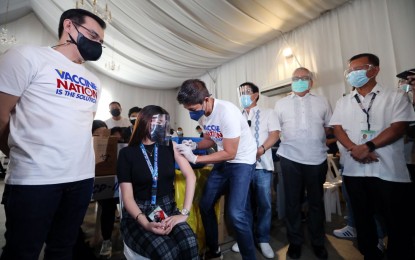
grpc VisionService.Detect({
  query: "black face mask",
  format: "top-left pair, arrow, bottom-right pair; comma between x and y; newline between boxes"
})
150,125 -> 167,144
110,109 -> 121,117
68,27 -> 102,61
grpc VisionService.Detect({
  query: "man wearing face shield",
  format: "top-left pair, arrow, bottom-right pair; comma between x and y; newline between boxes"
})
0,9 -> 106,259
176,79 -> 257,260
330,53 -> 415,259
105,101 -> 132,129
274,67 -> 332,260
231,82 -> 278,259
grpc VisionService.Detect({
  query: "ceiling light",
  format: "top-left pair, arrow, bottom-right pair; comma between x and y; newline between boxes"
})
75,0 -> 112,23
283,47 -> 293,58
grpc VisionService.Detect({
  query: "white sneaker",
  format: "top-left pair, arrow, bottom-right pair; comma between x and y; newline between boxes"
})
100,240 -> 112,258
259,243 -> 275,259
333,225 -> 356,239
231,242 -> 240,253
377,238 -> 386,253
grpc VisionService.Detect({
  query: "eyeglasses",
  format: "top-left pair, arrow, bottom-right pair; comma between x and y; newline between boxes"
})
344,64 -> 374,76
292,76 -> 311,82
72,21 -> 104,44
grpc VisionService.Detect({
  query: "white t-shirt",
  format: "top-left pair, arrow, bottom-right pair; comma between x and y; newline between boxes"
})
329,84 -> 415,182
243,106 -> 278,171
0,45 -> 101,185
199,99 -> 257,164
105,117 -> 131,129
274,92 -> 332,165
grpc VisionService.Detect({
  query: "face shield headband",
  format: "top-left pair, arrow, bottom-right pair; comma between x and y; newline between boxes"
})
237,85 -> 253,109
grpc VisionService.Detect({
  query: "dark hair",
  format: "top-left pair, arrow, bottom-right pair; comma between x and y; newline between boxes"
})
92,120 -> 107,134
128,106 -> 142,117
177,79 -> 210,105
195,125 -> 202,130
58,9 -> 106,38
109,101 -> 121,108
129,105 -> 169,146
349,53 -> 380,66
240,82 -> 259,102
110,127 -> 123,135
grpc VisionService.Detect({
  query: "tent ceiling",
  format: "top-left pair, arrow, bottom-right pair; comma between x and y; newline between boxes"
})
1,0 -> 349,89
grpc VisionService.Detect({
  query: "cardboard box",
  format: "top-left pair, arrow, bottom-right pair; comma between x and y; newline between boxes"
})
93,136 -> 118,176
92,175 -> 119,200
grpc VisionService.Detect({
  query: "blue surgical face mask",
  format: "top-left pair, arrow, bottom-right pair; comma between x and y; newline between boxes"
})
189,101 -> 205,121
346,69 -> 370,88
291,80 -> 309,93
400,84 -> 411,92
240,95 -> 252,108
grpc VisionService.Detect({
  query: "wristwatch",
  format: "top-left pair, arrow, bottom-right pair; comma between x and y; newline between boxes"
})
180,208 -> 190,216
365,141 -> 376,152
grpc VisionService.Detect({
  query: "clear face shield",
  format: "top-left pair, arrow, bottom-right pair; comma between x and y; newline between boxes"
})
398,79 -> 413,104
237,85 -> 253,109
150,114 -> 171,146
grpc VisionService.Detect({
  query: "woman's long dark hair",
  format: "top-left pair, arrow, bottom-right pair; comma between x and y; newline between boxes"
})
128,105 -> 169,146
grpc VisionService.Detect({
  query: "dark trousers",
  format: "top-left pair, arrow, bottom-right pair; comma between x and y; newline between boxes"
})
98,198 -> 118,240
344,176 -> 415,260
280,156 -> 327,246
0,178 -> 94,260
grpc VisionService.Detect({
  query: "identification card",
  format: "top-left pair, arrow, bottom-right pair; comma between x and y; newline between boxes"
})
359,130 -> 376,144
148,206 -> 168,222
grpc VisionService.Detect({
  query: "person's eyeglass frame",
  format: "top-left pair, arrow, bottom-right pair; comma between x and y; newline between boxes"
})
71,21 -> 104,45
292,76 -> 312,82
344,64 -> 375,77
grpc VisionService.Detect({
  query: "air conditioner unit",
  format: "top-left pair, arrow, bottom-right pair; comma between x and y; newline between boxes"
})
261,78 -> 292,97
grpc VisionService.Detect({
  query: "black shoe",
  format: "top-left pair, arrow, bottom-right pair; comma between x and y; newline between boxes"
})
287,244 -> 301,259
204,247 -> 223,260
312,245 -> 328,259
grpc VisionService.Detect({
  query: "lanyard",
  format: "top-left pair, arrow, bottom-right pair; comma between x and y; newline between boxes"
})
140,143 -> 158,206
354,93 -> 376,131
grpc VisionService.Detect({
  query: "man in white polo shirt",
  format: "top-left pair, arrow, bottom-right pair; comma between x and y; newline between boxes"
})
330,53 -> 415,259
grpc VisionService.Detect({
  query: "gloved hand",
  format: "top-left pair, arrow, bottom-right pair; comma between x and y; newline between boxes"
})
177,143 -> 198,164
181,139 -> 198,150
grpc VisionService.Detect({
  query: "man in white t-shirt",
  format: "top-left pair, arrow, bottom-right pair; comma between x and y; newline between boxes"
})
0,9 -> 106,259
176,79 -> 257,260
105,101 -> 132,129
330,53 -> 415,259
231,82 -> 278,259
274,67 -> 332,260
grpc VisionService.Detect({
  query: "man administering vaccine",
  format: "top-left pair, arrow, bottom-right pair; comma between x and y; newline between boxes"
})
176,79 -> 258,260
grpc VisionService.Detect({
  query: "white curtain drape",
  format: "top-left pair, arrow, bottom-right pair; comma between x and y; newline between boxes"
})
181,0 -> 415,133
1,0 -> 414,136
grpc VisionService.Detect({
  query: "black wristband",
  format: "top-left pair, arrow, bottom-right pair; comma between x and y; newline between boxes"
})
365,141 -> 376,152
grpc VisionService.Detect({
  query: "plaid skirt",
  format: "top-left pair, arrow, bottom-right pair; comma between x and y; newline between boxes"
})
121,194 -> 199,260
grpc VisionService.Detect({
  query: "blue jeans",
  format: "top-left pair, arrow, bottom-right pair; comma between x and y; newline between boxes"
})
1,178 -> 94,260
251,169 -> 272,242
199,162 -> 256,260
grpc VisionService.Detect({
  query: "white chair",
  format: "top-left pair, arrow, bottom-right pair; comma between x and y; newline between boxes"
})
118,188 -> 150,260
323,155 -> 342,222
0,151 -> 9,171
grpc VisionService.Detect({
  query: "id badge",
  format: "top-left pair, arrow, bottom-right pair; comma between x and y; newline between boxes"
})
359,130 -> 376,144
148,206 -> 168,222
